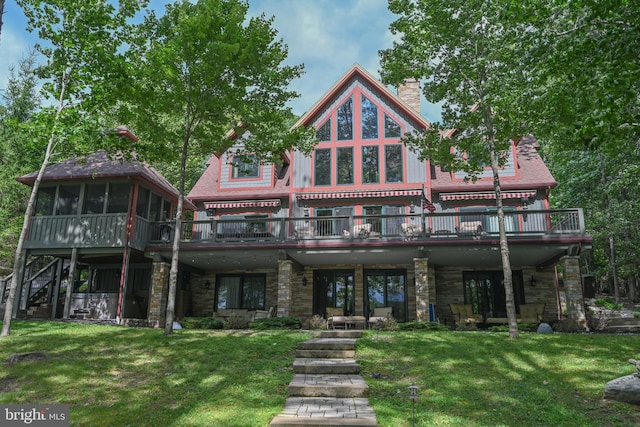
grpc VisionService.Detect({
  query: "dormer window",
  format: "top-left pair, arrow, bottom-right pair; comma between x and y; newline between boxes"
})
361,95 -> 378,139
231,154 -> 260,178
337,97 -> 353,140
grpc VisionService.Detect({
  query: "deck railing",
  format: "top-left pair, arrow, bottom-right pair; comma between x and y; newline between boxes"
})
148,208 -> 586,245
22,209 -> 585,249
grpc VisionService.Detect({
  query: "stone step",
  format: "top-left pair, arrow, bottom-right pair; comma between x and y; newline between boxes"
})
298,338 -> 357,351
604,324 -> 640,333
296,349 -> 356,359
606,317 -> 640,327
293,358 -> 361,375
270,416 -> 377,426
314,330 -> 363,339
288,374 -> 369,398
271,397 -> 378,426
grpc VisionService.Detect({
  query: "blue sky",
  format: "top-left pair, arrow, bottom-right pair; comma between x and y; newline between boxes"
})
0,0 -> 441,122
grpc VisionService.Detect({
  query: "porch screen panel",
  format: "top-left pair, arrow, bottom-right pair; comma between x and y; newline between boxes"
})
57,184 -> 81,215
107,183 -> 130,213
36,187 -> 56,216
83,183 -> 107,214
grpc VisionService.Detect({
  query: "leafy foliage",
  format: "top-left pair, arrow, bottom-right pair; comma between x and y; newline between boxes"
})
179,317 -> 224,329
249,317 -> 302,330
396,321 -> 449,331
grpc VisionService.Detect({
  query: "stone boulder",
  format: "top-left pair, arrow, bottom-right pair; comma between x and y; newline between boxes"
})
603,375 -> 640,406
537,323 -> 553,334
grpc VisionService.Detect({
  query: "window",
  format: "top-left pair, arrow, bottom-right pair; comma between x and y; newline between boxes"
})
463,271 -> 525,318
215,274 -> 266,310
364,205 -> 403,236
35,187 -> 56,216
232,154 -> 260,178
316,119 -> 331,141
362,146 -> 379,184
385,145 -> 403,183
384,114 -> 401,138
313,270 -> 355,316
83,183 -> 107,214
57,185 -> 81,215
365,269 -> 407,321
361,95 -> 378,139
337,97 -> 353,140
337,147 -> 354,185
107,183 -> 131,213
314,148 -> 331,186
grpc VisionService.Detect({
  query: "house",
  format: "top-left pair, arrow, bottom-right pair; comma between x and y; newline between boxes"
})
1,65 -> 592,329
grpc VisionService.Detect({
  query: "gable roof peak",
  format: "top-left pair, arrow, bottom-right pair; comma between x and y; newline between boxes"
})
293,64 -> 429,130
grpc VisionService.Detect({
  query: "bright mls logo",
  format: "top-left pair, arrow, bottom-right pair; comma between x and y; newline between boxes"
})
1,405 -> 69,426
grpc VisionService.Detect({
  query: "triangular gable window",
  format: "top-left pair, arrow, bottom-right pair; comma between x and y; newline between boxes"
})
316,118 -> 331,141
384,114 -> 401,138
337,97 -> 353,140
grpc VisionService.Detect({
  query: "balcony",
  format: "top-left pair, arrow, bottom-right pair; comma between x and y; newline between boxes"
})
148,208 -> 586,245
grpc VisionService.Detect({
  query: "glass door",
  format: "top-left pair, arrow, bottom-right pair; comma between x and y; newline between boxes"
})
364,270 -> 407,321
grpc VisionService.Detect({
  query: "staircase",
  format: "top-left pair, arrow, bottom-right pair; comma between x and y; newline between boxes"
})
270,329 -> 378,427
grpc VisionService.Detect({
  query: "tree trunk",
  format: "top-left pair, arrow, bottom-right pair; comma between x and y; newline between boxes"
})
1,134 -> 55,336
164,135 -> 190,335
490,148 -> 518,339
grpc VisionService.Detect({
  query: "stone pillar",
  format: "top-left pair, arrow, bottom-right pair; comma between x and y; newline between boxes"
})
277,260 -> 293,317
414,257 -> 435,321
148,261 -> 170,328
561,256 -> 587,330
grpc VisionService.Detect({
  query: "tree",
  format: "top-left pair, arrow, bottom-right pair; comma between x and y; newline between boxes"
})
121,0 -> 314,335
0,51 -> 42,272
1,0 -> 145,337
525,2 -> 640,302
380,1 -> 538,338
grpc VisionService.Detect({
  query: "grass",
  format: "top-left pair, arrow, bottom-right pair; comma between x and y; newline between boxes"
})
0,321 -> 638,426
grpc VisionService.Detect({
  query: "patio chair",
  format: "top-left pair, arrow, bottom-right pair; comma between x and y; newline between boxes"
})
369,307 -> 393,328
449,303 -> 483,326
325,307 -> 344,329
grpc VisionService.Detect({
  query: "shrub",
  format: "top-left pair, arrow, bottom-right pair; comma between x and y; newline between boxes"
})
249,317 -> 302,330
456,322 -> 478,331
397,321 -> 449,331
307,315 -> 327,330
180,317 -> 224,330
225,313 -> 251,329
634,312 -> 640,319
594,297 -> 623,310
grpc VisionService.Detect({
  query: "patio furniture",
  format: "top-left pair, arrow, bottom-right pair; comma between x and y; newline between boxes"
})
449,303 -> 483,326
401,223 -> 423,240
352,223 -> 372,238
369,307 -> 393,328
517,303 -> 545,323
456,221 -> 484,239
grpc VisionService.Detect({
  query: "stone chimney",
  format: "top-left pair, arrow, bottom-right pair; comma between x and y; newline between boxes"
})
397,79 -> 421,113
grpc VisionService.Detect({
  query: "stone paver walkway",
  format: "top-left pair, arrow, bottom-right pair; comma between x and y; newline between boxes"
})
270,330 -> 378,427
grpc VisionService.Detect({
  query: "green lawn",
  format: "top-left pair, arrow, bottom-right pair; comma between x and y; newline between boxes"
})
0,321 -> 638,427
